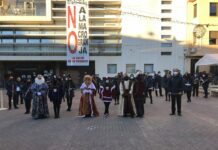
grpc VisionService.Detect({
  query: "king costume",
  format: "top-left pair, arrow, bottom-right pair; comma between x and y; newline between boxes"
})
31,75 -> 49,119
79,75 -> 99,118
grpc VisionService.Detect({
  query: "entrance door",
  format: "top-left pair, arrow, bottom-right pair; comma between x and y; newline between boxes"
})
191,59 -> 199,74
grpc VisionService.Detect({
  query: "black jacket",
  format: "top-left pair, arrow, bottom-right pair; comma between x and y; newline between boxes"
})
6,80 -> 16,96
64,80 -> 76,98
145,76 -> 154,90
169,74 -> 184,94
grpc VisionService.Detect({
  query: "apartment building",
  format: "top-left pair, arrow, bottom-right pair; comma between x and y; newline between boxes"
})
186,0 -> 218,74
0,0 -> 187,87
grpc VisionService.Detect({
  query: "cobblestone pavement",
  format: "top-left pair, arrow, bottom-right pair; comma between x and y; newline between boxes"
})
0,90 -> 218,150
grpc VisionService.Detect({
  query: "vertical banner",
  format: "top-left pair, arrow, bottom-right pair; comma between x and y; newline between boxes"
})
66,0 -> 89,66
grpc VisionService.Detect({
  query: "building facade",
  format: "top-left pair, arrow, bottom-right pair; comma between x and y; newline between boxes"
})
186,0 -> 218,74
0,0 -> 187,87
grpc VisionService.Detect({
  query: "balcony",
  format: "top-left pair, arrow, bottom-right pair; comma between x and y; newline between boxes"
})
89,0 -> 121,5
0,25 -> 66,30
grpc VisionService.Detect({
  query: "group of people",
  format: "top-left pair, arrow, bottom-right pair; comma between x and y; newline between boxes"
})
5,69 -> 210,119
6,74 -> 76,119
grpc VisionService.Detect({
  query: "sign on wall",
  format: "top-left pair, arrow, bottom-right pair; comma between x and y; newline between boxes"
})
66,0 -> 89,66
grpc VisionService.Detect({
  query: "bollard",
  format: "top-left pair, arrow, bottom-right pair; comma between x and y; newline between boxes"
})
0,89 -> 7,111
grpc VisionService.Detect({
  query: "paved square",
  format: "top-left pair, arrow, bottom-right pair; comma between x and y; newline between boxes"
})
0,90 -> 218,150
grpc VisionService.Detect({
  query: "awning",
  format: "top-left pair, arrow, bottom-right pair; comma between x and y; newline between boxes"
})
195,54 -> 218,67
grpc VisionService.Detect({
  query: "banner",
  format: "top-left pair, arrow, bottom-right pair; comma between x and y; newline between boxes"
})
66,0 -> 89,66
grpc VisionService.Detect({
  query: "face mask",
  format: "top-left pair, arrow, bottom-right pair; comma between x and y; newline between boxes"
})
173,72 -> 178,75
106,80 -> 109,83
124,77 -> 129,81
203,75 -> 205,77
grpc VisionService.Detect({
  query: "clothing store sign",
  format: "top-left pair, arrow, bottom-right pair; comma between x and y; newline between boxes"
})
66,0 -> 89,66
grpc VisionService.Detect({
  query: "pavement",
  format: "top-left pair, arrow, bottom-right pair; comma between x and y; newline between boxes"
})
0,90 -> 218,150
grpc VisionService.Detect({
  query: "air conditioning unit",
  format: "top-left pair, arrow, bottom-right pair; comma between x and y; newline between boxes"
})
190,47 -> 197,53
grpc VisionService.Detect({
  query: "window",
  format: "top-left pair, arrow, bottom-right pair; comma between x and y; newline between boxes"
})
194,4 -> 197,18
2,39 -> 13,43
16,39 -> 27,43
0,0 -> 3,7
161,26 -> 171,30
161,9 -> 171,13
209,31 -> 218,45
161,18 -> 171,22
144,64 -> 153,73
107,64 -> 117,74
210,3 -> 218,16
161,1 -> 171,4
161,52 -> 172,55
161,35 -> 171,39
161,43 -> 172,47
126,64 -> 136,74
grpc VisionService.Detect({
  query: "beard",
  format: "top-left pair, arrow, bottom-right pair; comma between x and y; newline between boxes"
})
35,77 -> 45,85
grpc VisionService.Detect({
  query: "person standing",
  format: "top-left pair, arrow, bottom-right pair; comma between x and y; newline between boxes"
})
118,74 -> 136,118
192,73 -> 200,97
64,76 -> 76,111
23,79 -> 32,114
183,73 -> 193,103
154,71 -> 163,97
163,72 -> 171,101
168,69 -> 184,116
133,73 -> 145,117
201,72 -> 210,98
6,76 -> 18,109
31,75 -> 49,119
14,77 -> 24,105
79,75 -> 99,118
99,77 -> 115,117
145,73 -> 154,104
49,77 -> 64,118
113,73 -> 122,105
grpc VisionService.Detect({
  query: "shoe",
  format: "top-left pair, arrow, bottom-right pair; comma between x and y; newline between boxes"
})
178,114 -> 182,116
14,107 -> 19,109
170,113 -> 175,115
24,112 -> 28,114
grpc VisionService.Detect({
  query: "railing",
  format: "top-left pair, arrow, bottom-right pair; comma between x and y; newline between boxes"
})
0,3 -> 46,16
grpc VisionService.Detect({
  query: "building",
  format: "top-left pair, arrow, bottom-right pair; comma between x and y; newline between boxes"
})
186,0 -> 218,74
0,0 -> 187,87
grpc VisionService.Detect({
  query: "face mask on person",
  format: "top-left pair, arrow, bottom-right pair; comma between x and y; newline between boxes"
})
124,76 -> 129,81
202,74 -> 205,77
173,72 -> 178,76
106,80 -> 109,83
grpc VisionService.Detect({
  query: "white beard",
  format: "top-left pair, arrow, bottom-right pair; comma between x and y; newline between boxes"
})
35,77 -> 45,85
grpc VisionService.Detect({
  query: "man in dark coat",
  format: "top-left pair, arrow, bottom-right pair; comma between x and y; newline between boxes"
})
154,71 -> 163,97
6,76 -> 18,109
201,72 -> 210,98
145,73 -> 154,104
133,73 -> 145,117
49,77 -> 64,118
192,73 -> 200,97
14,77 -> 24,105
168,69 -> 184,116
183,73 -> 193,103
163,72 -> 171,101
23,78 -> 32,114
64,76 -> 76,111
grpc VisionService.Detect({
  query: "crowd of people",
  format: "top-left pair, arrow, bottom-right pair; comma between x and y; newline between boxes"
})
4,69 -> 211,119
